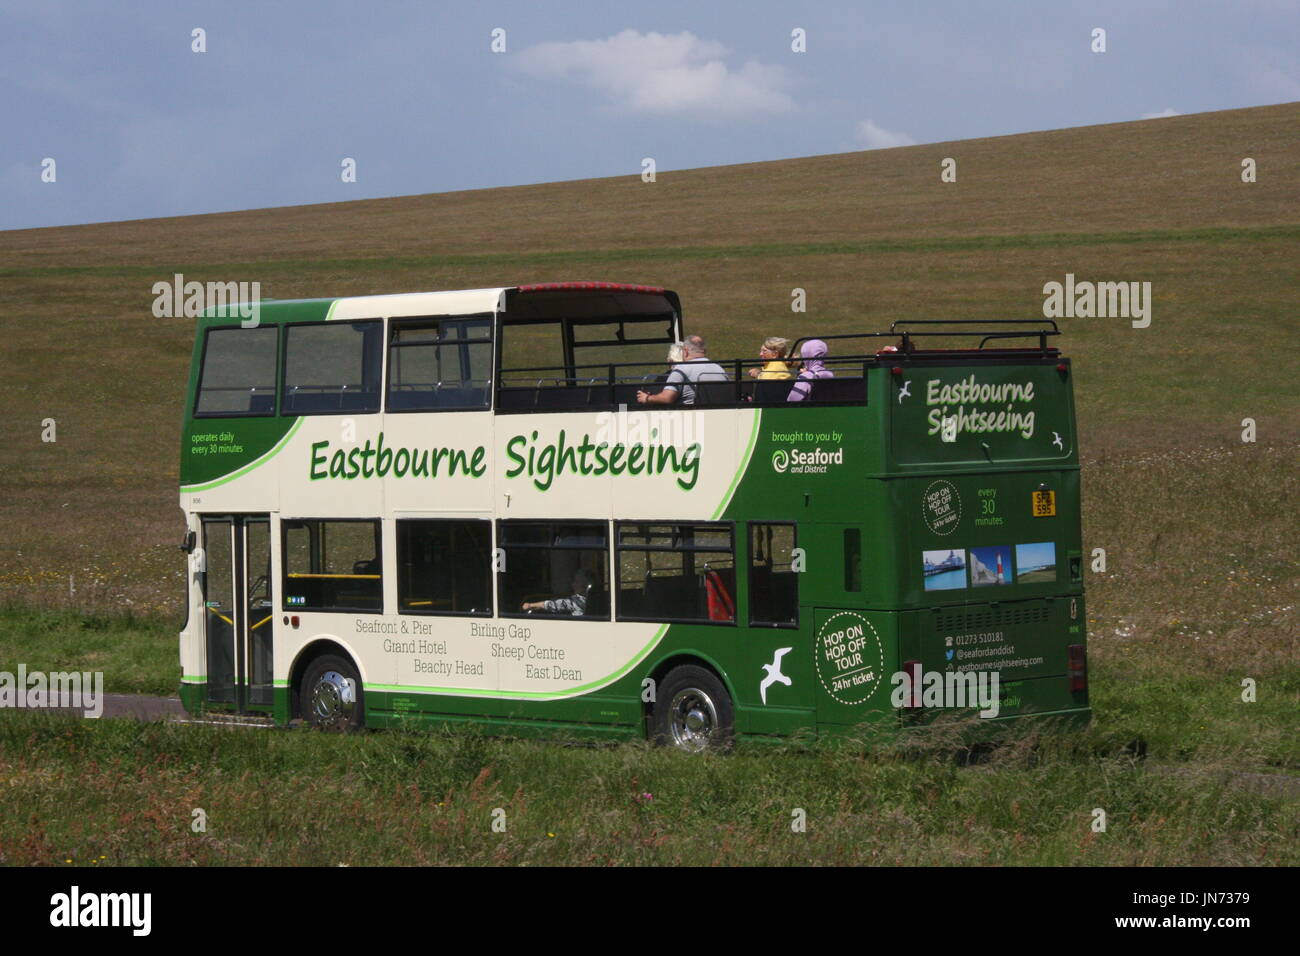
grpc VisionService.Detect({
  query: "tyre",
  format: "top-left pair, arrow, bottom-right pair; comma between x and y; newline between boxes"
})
300,654 -> 365,731
650,665 -> 734,753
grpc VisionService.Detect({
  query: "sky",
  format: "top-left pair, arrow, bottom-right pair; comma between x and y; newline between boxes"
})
2,0 -> 1297,231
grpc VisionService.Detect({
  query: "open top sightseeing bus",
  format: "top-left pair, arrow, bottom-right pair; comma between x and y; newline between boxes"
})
178,282 -> 1089,749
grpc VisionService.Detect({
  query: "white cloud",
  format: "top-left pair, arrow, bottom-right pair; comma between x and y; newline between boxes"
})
514,29 -> 794,117
1140,107 -> 1181,119
853,119 -> 916,150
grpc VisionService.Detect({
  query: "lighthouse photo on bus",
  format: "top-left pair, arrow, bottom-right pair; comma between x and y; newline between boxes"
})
969,545 -> 1013,587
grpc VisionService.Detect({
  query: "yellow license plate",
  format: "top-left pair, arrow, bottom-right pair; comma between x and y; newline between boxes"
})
1032,490 -> 1056,517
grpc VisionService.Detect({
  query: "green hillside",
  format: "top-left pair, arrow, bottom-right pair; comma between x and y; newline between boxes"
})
0,101 -> 1295,668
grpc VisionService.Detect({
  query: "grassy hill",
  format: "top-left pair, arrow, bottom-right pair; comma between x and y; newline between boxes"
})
1,101 -> 1296,617
0,102 -> 1296,866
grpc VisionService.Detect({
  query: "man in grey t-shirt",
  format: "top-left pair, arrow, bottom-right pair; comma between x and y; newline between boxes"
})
636,335 -> 728,406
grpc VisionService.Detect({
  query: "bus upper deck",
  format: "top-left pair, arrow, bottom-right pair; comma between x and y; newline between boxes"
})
188,278 -> 1071,416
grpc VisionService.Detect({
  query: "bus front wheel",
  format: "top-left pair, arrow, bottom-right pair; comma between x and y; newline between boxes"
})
300,654 -> 365,732
651,665 -> 734,753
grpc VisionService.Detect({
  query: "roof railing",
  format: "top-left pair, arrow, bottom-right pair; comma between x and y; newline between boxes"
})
497,356 -> 872,406
495,320 -> 1061,408
789,320 -> 1059,359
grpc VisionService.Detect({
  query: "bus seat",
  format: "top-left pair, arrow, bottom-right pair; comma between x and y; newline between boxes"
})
751,380 -> 790,404
807,378 -> 866,402
693,380 -> 736,405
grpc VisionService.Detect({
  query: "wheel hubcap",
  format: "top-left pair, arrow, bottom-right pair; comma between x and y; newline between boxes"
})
669,687 -> 718,752
311,670 -> 355,728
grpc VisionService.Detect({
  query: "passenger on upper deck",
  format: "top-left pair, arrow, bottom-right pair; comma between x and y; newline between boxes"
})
636,334 -> 727,406
649,342 -> 687,386
787,339 -> 834,402
747,336 -> 792,380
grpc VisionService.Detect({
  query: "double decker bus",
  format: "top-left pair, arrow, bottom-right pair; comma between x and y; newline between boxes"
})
178,282 -> 1089,750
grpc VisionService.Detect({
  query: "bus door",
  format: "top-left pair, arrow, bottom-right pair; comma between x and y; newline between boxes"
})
201,515 -> 274,712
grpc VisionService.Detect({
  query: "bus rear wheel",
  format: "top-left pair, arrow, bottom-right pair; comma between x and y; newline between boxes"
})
651,665 -> 734,753
300,654 -> 364,732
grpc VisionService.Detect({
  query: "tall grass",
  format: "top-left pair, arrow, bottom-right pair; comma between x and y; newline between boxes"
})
0,605 -> 177,697
0,702 -> 1293,866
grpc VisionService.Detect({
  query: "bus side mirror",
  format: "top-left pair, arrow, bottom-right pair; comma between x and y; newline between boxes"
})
180,530 -> 197,554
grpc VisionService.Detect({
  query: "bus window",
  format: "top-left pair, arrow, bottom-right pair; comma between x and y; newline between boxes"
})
616,523 -> 736,624
498,322 -> 565,388
282,321 -> 382,414
282,519 -> 382,611
194,326 -> 278,416
496,314 -> 678,410
497,521 -> 609,620
397,519 -> 492,616
843,528 -> 862,592
749,522 -> 798,627
387,316 -> 492,411
568,317 -> 677,374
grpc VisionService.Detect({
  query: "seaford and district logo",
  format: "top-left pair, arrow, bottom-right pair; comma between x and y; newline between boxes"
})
769,429 -> 844,475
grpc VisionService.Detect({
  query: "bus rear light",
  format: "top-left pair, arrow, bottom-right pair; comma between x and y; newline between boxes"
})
903,659 -> 922,708
1057,363 -> 1068,374
891,366 -> 903,377
1068,644 -> 1087,692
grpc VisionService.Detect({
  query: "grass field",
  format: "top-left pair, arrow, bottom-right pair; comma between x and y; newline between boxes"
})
0,697 -> 1294,866
0,103 -> 1296,865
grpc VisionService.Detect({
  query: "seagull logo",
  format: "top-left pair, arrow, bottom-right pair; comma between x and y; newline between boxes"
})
897,381 -> 912,403
760,647 -> 793,704
1052,431 -> 1064,450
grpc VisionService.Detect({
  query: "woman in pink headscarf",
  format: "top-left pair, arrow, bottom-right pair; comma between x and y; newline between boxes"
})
787,339 -> 833,402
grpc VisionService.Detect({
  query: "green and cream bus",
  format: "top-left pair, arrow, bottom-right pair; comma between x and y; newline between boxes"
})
178,282 -> 1089,749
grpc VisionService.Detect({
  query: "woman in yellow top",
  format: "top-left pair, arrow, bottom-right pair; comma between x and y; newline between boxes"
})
747,336 -> 793,380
